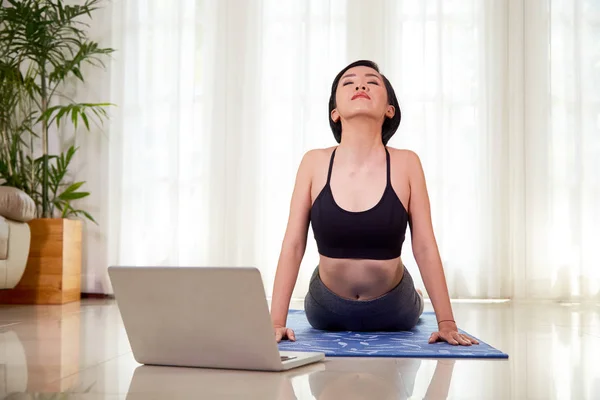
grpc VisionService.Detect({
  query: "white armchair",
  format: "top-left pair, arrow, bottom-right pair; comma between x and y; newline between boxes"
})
0,187 -> 36,289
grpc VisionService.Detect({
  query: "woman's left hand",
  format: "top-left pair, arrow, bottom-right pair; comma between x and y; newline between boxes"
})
428,321 -> 479,346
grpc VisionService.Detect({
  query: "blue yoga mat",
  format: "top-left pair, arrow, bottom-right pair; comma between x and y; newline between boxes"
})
277,310 -> 508,359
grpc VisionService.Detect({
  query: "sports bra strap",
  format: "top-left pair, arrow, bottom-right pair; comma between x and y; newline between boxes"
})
326,147 -> 337,185
385,147 -> 391,186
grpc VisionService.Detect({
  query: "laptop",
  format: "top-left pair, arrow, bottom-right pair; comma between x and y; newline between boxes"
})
108,266 -> 325,371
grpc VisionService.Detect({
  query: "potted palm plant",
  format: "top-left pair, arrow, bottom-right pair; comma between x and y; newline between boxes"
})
0,0 -> 114,304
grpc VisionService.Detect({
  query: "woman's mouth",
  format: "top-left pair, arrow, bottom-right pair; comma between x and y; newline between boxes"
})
352,92 -> 371,100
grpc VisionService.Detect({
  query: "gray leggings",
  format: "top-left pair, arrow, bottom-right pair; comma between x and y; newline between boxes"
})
304,265 -> 424,331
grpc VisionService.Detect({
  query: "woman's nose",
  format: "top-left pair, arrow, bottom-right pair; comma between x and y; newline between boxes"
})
355,85 -> 367,91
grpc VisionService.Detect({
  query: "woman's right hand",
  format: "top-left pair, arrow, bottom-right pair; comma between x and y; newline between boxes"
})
274,326 -> 296,342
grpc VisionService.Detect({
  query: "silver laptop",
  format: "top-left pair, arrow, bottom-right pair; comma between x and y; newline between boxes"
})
108,266 -> 325,371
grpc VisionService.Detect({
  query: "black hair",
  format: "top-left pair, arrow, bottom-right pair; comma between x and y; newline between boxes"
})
328,60 -> 401,145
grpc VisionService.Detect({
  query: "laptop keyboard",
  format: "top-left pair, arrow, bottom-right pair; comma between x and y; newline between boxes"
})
280,356 -> 297,362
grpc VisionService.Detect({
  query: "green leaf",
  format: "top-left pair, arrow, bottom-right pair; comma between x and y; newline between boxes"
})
80,111 -> 90,130
80,210 -> 97,224
72,67 -> 84,82
61,181 -> 85,195
72,106 -> 78,129
55,106 -> 70,128
58,191 -> 89,201
65,145 -> 78,165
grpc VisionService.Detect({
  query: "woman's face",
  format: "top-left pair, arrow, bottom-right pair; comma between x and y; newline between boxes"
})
331,66 -> 395,125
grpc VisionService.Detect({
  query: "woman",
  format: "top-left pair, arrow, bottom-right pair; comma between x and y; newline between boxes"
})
270,60 -> 478,346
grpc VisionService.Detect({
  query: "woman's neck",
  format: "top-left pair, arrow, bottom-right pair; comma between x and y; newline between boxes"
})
337,118 -> 384,164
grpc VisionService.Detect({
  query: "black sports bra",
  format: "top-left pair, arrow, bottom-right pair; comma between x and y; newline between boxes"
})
310,147 -> 409,260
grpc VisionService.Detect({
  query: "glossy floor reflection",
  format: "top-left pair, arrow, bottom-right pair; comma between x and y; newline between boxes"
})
0,299 -> 598,399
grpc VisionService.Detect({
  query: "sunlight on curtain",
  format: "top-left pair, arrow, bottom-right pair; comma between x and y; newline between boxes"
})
256,0 -> 348,299
524,0 -> 600,300
546,0 -> 600,299
380,1 -> 511,298
253,0 -> 512,299
93,0 -> 600,301
107,0 -> 213,271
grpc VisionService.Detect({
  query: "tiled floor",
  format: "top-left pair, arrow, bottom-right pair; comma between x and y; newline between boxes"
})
0,298 -> 598,399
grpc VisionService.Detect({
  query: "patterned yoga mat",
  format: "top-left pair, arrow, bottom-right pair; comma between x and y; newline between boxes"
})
277,310 -> 508,359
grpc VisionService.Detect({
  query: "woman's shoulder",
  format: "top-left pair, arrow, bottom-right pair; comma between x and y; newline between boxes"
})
301,146 -> 336,164
386,146 -> 421,163
305,145 -> 337,156
387,146 -> 425,178
296,146 -> 336,175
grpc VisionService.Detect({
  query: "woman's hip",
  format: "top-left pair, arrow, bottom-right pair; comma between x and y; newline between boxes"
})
304,264 -> 423,331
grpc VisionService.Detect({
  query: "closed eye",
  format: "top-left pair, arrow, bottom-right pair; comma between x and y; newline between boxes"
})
342,80 -> 379,86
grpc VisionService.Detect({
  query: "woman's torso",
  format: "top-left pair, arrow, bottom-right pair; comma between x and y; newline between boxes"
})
309,146 -> 411,300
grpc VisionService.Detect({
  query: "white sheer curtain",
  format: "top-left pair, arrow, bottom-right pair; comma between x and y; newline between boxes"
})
78,0 -> 600,302
520,0 -> 600,300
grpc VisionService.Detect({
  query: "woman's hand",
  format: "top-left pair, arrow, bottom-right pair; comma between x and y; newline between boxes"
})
428,321 -> 479,346
274,326 -> 296,342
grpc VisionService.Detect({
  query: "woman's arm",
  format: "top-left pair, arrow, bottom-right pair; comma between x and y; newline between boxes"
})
406,150 -> 453,322
270,150 -> 314,337
405,150 -> 478,346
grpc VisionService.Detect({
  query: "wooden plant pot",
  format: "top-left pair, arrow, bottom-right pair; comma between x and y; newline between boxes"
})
0,218 -> 82,304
